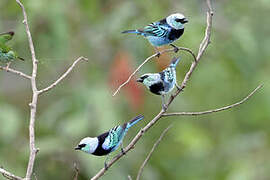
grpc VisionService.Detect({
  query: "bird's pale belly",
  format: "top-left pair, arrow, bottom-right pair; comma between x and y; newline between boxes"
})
146,36 -> 172,47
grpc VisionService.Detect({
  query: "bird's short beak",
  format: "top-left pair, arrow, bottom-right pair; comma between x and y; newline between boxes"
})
136,78 -> 143,83
0,31 -> 14,36
74,146 -> 81,150
183,18 -> 188,24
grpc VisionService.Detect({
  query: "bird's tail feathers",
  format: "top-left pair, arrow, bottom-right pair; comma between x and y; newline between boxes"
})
127,115 -> 144,129
122,29 -> 142,35
170,57 -> 181,68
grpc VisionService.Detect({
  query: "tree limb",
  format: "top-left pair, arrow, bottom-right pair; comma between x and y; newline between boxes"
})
0,167 -> 22,180
163,84 -> 263,117
38,56 -> 88,95
0,1 -> 87,180
136,125 -> 172,180
0,66 -> 31,80
166,0 -> 214,108
15,0 -> 40,179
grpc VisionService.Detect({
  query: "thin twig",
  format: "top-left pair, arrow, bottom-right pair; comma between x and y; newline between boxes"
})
38,56 -> 88,95
0,167 -> 22,180
112,47 -> 196,96
0,66 -> 31,79
136,125 -> 172,180
16,0 -> 39,179
163,84 -> 263,117
73,163 -> 79,180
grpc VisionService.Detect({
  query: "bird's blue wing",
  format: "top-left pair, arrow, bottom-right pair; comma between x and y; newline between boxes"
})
143,22 -> 171,38
102,126 -> 125,151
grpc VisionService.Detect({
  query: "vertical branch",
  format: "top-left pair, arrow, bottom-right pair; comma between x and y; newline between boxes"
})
0,1 -> 87,180
15,0 -> 39,179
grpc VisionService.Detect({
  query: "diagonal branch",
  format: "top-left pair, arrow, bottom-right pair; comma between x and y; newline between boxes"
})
112,47 -> 196,96
163,84 -> 263,117
166,0 -> 214,108
0,167 -> 22,180
90,1 -> 216,179
0,66 -> 31,80
136,125 -> 172,180
38,56 -> 88,95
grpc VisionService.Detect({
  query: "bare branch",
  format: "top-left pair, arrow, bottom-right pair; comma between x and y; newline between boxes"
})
163,84 -> 263,117
0,66 -> 31,80
13,1 -> 88,180
38,57 -> 88,95
16,0 -> 39,179
73,163 -> 79,180
0,167 -> 22,180
112,47 -> 196,96
136,125 -> 172,180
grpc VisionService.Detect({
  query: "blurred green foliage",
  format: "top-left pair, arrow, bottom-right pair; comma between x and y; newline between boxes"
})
0,0 -> 270,179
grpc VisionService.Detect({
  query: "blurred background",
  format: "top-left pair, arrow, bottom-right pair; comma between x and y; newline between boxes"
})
0,0 -> 270,179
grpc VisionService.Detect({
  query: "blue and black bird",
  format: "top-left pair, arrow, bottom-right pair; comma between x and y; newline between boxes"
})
75,115 -> 144,169
137,57 -> 181,109
122,13 -> 188,55
0,31 -> 24,67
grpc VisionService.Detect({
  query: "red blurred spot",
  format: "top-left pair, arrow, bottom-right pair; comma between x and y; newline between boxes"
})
109,51 -> 144,110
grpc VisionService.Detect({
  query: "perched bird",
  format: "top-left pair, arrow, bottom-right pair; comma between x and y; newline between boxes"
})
137,57 -> 181,109
75,115 -> 144,169
122,13 -> 188,56
0,31 -> 24,67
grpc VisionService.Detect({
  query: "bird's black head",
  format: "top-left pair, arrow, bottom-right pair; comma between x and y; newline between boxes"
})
0,31 -> 15,36
75,143 -> 86,150
137,75 -> 149,83
8,31 -> 15,36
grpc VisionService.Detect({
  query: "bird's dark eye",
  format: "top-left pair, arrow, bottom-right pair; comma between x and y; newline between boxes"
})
142,75 -> 149,79
79,144 -> 86,148
175,18 -> 182,22
175,18 -> 188,24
